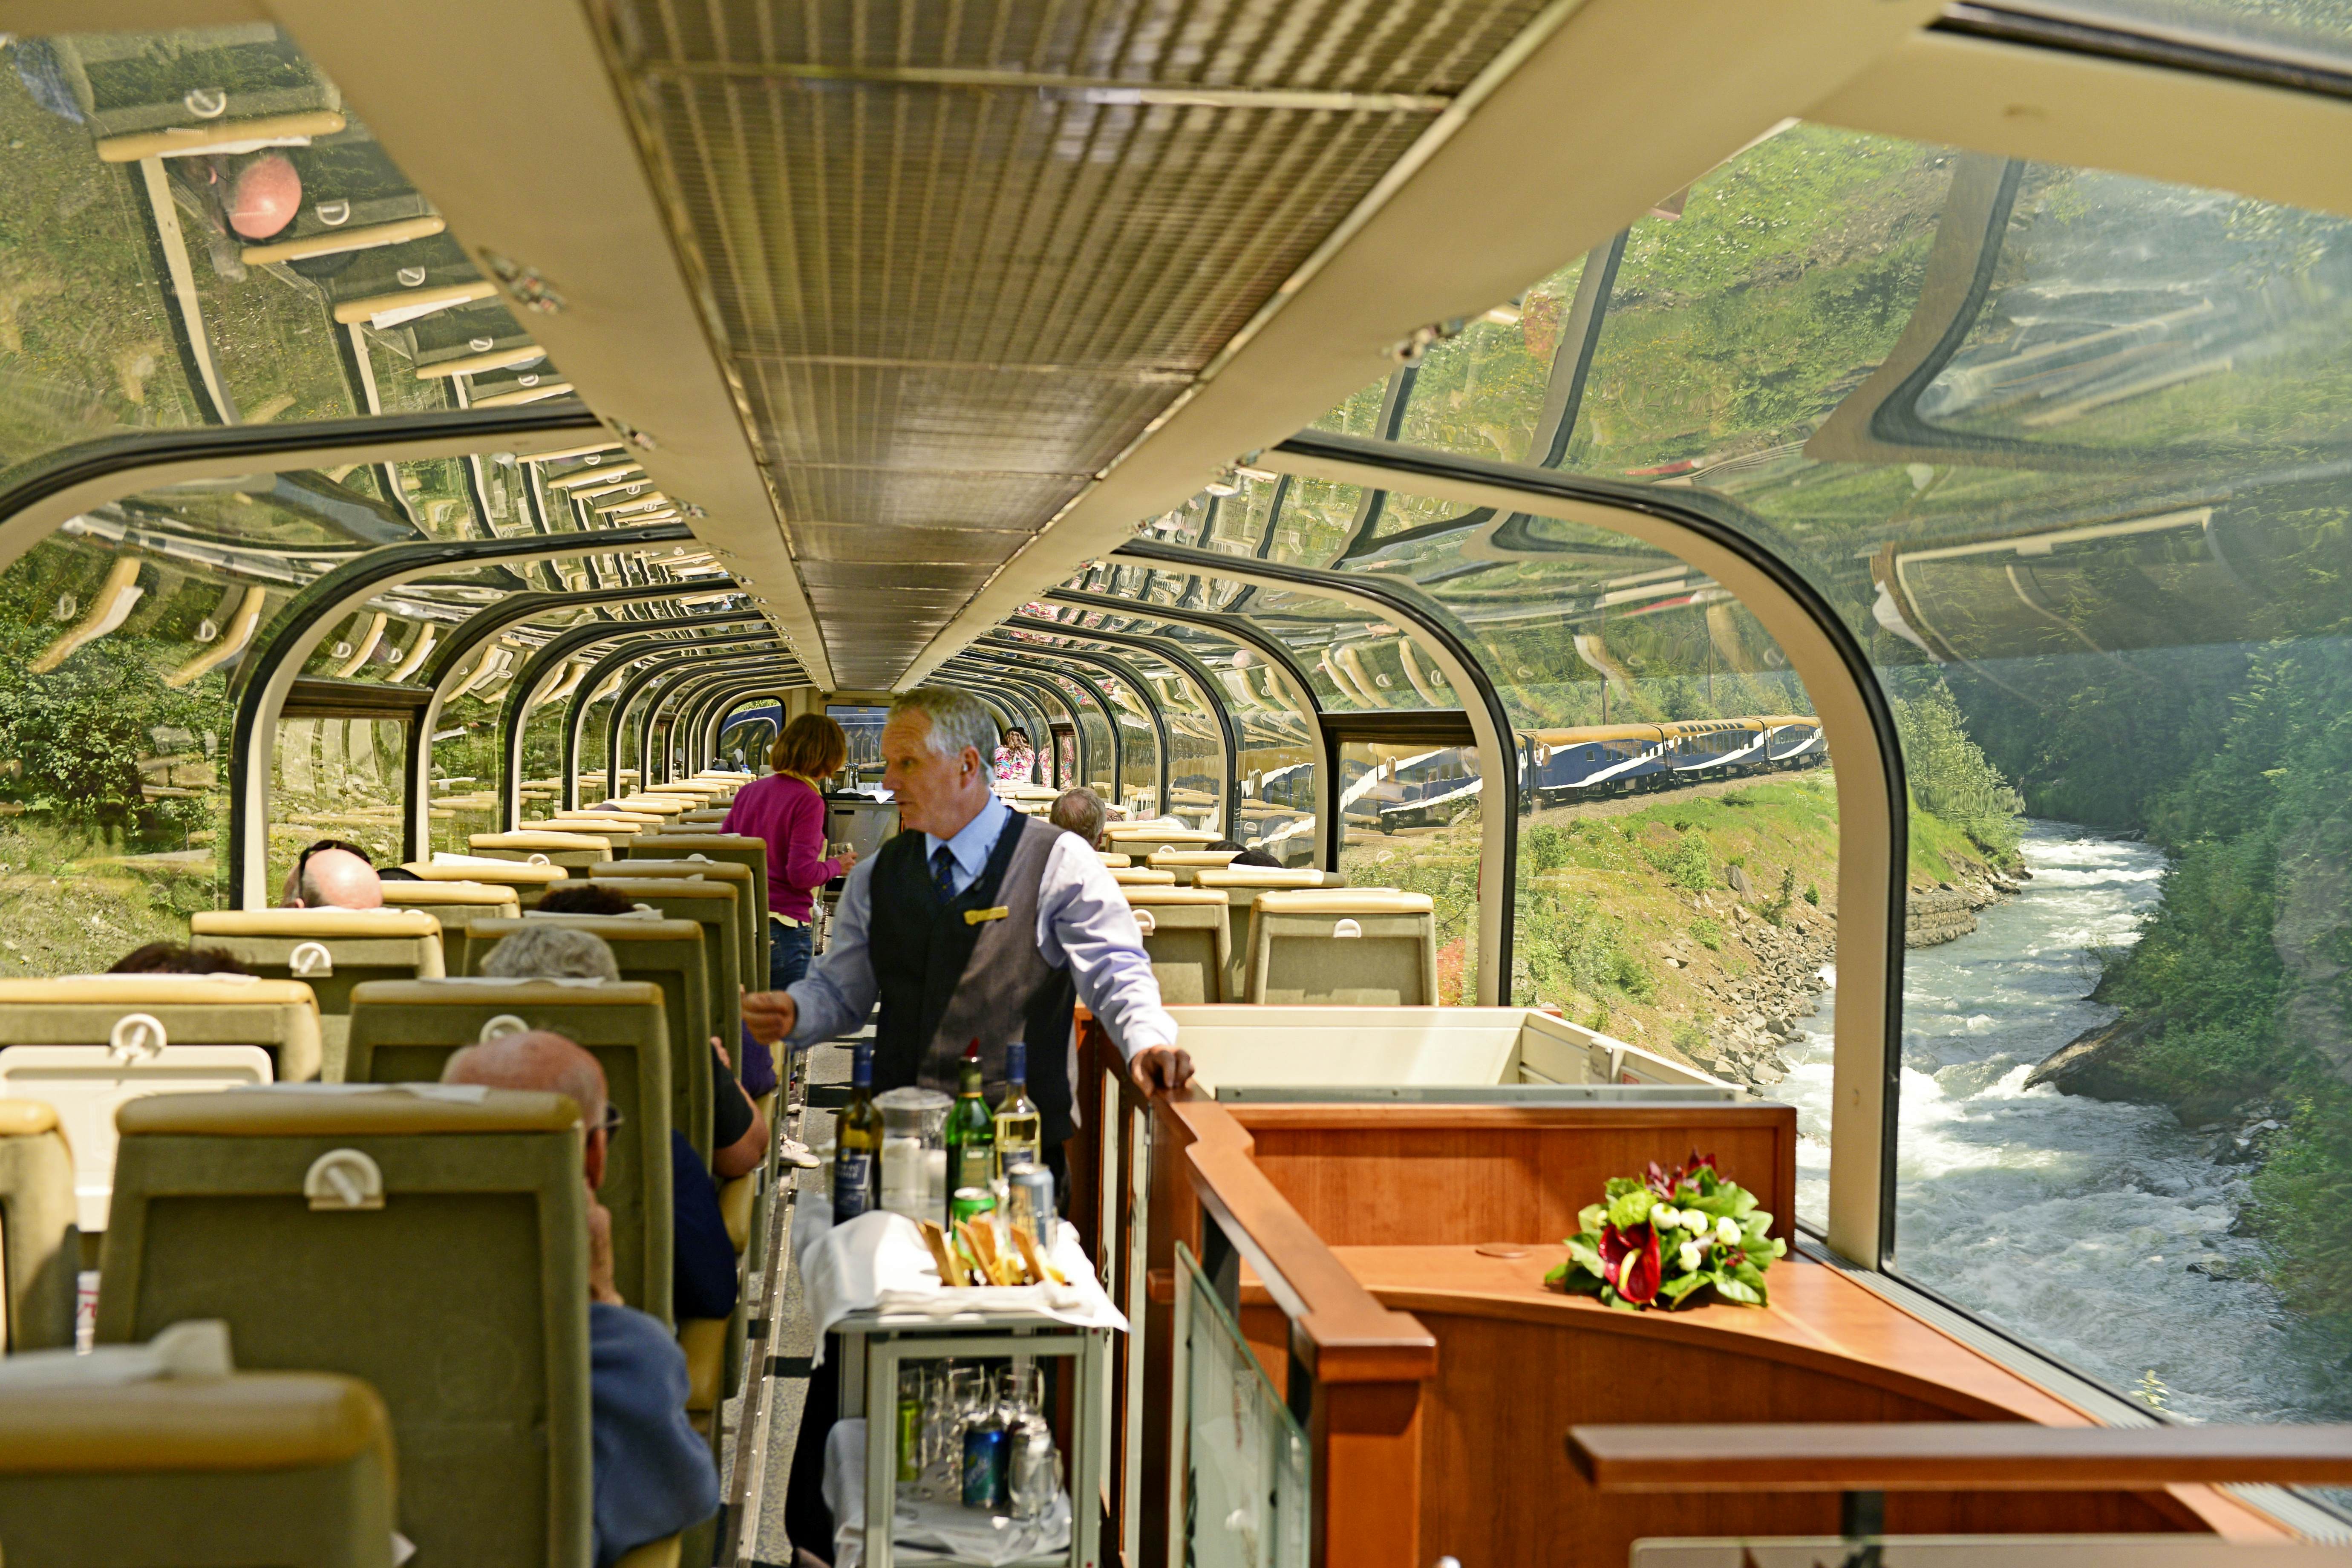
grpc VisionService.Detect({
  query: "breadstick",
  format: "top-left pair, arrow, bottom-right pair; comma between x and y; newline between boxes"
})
1012,1225 -> 1067,1287
919,1220 -> 968,1287
954,1219 -> 990,1282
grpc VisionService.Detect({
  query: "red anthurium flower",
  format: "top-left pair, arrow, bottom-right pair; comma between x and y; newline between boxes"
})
1598,1221 -> 1663,1305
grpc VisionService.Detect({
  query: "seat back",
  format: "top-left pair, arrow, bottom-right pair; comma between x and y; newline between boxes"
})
1105,825 -> 1222,860
601,860 -> 759,1004
468,831 -> 614,869
1245,889 -> 1438,1005
376,881 -> 523,975
632,835 -> 770,949
0,1372 -> 398,1568
1199,866 -> 1336,1000
1095,852 -> 1133,868
100,1087 -> 592,1568
403,856 -> 570,910
612,796 -> 690,818
1145,847 -> 1242,885
1110,867 -> 1176,888
0,1099 -> 77,1349
345,979 -> 674,1323
0,977 -> 323,1230
542,815 -> 650,839
677,809 -> 730,825
1124,888 -> 1232,1005
187,910 -> 444,1071
581,877 -> 743,1049
465,915 -> 714,1167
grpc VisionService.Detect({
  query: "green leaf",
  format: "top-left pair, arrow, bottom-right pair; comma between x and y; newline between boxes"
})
1565,1237 -> 1606,1277
1543,1260 -> 1567,1285
1603,1177 -> 1645,1200
1711,1272 -> 1763,1305
1741,1213 -> 1773,1242
1606,1186 -> 1656,1230
1659,1272 -> 1708,1304
1728,1185 -> 1760,1219
1578,1202 -> 1608,1236
1728,1260 -> 1769,1291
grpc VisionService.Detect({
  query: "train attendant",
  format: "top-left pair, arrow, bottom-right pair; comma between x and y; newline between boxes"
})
743,687 -> 1189,1566
724,713 -> 856,991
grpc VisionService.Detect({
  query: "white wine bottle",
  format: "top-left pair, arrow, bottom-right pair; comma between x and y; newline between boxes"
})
993,1040 -> 1042,1180
834,1040 -> 882,1220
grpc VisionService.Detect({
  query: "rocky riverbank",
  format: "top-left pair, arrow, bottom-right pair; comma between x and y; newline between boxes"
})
1678,864 -> 2024,1091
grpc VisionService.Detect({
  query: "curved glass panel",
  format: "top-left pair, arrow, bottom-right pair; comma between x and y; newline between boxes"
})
1329,121 -> 2352,1427
1995,0 -> 2352,68
0,24 -> 574,490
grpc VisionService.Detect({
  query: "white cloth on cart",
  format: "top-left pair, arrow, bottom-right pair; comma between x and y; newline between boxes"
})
823,1418 -> 1073,1568
793,1199 -> 1126,1366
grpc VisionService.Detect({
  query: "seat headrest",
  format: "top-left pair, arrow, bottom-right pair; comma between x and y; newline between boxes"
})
0,977 -> 320,1010
1122,887 -> 1230,906
637,835 -> 759,849
542,816 -> 647,835
609,860 -> 751,881
118,1084 -> 580,1137
574,808 -> 666,824
378,882 -> 523,908
1105,826 -> 1220,845
470,832 -> 612,850
407,859 -> 569,884
1146,849 -> 1243,868
582,877 -> 738,903
351,978 -> 663,1008
191,908 -> 441,939
0,1372 -> 392,1476
1254,888 -> 1433,915
478,915 -> 704,943
1109,868 -> 1176,885
0,1098 -> 59,1136
1197,866 -> 1324,889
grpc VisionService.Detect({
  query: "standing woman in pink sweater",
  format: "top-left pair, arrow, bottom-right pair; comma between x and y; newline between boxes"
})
724,713 -> 856,989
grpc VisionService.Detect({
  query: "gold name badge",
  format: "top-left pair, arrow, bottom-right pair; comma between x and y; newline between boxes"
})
963,905 -> 1012,926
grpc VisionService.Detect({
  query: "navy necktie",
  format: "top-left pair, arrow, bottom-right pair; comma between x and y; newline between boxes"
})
931,845 -> 957,902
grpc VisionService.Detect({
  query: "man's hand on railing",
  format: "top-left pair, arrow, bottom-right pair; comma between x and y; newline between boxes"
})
1130,1044 -> 1193,1094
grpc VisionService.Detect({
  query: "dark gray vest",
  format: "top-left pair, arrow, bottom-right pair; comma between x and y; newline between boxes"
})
868,810 -> 1078,1144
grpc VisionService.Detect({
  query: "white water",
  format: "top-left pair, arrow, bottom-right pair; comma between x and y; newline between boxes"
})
1782,821 -> 2351,1423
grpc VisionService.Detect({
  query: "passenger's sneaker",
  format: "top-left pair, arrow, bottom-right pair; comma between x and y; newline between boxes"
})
776,1137 -> 821,1170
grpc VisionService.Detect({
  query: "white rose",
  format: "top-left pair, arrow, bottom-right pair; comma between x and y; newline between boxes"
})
1678,1239 -> 1705,1272
1652,1205 -> 1681,1231
1686,1212 -> 1712,1237
1715,1215 -> 1742,1246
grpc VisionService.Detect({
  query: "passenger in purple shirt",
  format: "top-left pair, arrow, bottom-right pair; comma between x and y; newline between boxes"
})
723,713 -> 858,991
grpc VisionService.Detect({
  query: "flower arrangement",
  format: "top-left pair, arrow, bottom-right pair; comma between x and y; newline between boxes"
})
1546,1151 -> 1787,1310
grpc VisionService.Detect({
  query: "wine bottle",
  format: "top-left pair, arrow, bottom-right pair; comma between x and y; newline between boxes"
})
834,1040 -> 882,1221
943,1038 -> 996,1209
993,1040 -> 1042,1180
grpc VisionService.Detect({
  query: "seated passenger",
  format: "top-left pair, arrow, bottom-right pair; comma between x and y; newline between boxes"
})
1208,838 -> 1283,869
441,1031 -> 718,1564
1048,786 -> 1107,850
109,942 -> 254,976
525,887 -> 799,1164
478,925 -> 739,1317
279,839 -> 384,910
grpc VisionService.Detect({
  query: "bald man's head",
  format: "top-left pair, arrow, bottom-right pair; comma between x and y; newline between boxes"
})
284,846 -> 383,910
441,1029 -> 609,1187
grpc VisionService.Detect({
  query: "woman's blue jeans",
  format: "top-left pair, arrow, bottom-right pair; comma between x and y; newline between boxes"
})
769,921 -> 813,990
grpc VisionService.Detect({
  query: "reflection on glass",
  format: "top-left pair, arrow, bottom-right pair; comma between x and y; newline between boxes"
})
1336,739 -> 1481,1006
0,26 -> 558,488
1173,1241 -> 1308,1568
1994,0 -> 2352,66
1330,120 -> 2352,1422
270,716 -> 404,893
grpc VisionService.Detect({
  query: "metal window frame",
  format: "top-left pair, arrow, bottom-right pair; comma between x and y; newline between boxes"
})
1244,426 -> 1908,1269
564,628 -> 780,807
615,651 -> 787,793
227,519 -> 693,908
495,610 -> 770,833
976,635 -> 1171,818
944,663 -> 1090,790
953,649 -> 1123,807
672,673 -> 806,775
1005,614 -> 1237,839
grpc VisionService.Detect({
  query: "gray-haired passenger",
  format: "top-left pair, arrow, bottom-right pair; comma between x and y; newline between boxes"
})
482,923 -> 620,981
1049,786 -> 1107,850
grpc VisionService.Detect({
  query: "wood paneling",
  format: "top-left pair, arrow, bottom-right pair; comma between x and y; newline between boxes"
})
1570,1420 -> 2352,1490
1232,1104 -> 1801,1246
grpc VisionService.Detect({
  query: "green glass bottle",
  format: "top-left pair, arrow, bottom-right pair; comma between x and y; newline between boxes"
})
943,1038 -> 996,1215
993,1040 -> 1042,1180
834,1041 -> 882,1221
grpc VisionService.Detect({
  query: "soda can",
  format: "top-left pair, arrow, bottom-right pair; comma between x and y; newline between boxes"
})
948,1185 -> 994,1230
961,1422 -> 1007,1510
1003,1164 -> 1056,1251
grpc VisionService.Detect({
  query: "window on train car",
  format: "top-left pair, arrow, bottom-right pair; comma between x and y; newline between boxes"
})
1337,738 -> 1483,1004
0,527 -> 242,971
271,714 -> 403,889
1335,120 -> 2352,1427
0,28 -> 553,476
1989,0 -> 2352,66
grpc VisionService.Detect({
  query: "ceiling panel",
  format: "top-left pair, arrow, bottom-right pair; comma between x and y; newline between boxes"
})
604,0 -> 1555,684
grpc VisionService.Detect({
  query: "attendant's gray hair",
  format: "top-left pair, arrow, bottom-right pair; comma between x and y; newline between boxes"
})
891,687 -> 1000,761
481,924 -> 620,982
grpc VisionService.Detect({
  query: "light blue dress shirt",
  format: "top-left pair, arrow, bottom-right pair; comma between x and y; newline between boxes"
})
784,794 -> 1176,1064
